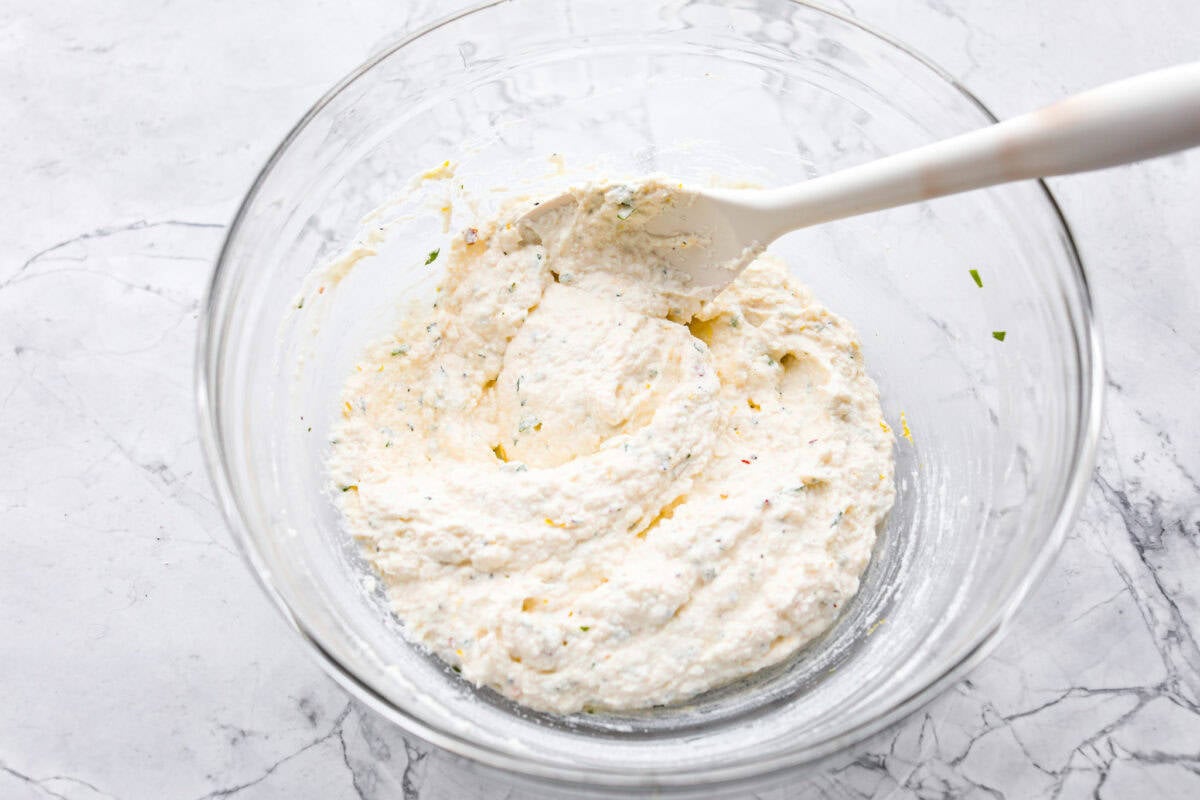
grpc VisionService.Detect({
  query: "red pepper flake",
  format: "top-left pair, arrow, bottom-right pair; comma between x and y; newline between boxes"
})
740,458 -> 751,465
808,439 -> 817,445
318,286 -> 325,294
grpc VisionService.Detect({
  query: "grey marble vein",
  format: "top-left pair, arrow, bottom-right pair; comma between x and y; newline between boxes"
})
1,0 -> 1198,798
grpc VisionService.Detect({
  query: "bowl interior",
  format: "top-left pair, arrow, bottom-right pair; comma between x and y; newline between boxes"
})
202,0 -> 1096,786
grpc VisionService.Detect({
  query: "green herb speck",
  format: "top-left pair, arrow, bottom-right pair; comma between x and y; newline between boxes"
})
580,626 -> 590,632
296,297 -> 304,309
391,344 -> 409,357
425,248 -> 440,265
969,269 -> 983,288
992,330 -> 1007,342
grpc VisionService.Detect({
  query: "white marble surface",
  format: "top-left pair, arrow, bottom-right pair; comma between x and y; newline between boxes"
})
2,1 -> 1198,797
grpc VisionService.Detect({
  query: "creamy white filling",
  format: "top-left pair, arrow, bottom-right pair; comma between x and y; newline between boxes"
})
329,179 -> 894,713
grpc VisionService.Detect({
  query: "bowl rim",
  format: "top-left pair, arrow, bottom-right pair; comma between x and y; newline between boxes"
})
195,0 -> 1104,789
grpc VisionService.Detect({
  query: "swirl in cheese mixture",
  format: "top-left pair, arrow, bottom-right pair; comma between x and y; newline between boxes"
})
329,180 -> 894,714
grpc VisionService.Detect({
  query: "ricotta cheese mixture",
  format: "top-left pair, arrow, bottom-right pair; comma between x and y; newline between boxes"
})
328,179 -> 894,714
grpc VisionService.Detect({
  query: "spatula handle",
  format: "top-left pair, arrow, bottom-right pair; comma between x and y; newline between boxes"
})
758,62 -> 1200,232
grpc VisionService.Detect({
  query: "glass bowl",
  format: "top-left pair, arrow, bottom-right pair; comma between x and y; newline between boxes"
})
197,0 -> 1101,792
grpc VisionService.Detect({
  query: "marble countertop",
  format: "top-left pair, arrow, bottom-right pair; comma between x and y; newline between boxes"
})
2,1 -> 1198,797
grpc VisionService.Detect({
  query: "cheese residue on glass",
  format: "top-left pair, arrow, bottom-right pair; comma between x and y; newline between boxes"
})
328,179 -> 895,714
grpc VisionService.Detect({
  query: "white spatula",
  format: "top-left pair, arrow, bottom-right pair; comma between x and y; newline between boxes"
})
525,62 -> 1200,290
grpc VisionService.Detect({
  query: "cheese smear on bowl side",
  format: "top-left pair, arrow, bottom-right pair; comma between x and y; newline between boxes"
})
328,179 -> 895,714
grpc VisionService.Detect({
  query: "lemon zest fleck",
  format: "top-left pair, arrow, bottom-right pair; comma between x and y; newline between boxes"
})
421,160 -> 455,180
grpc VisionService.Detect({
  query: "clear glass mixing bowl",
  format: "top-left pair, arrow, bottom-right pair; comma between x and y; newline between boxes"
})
197,0 -> 1102,792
